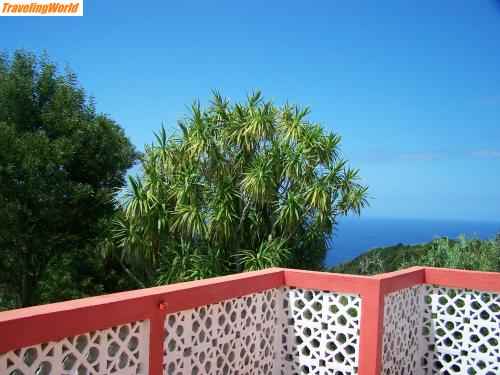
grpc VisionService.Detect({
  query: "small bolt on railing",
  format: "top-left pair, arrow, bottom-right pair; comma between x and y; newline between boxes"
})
0,266 -> 499,374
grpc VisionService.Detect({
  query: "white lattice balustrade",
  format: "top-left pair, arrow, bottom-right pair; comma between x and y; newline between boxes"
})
163,287 -> 361,375
279,288 -> 361,375
1,268 -> 498,375
382,285 -> 422,374
382,285 -> 500,375
163,289 -> 279,374
421,286 -> 499,375
0,321 -> 149,375
0,288 -> 361,375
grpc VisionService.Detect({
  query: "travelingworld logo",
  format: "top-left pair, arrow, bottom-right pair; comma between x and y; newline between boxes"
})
1,0 -> 82,16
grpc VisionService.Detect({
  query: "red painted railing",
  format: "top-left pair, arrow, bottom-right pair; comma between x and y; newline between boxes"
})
0,266 -> 499,374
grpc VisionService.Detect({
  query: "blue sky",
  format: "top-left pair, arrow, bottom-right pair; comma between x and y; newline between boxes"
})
2,0 -> 499,220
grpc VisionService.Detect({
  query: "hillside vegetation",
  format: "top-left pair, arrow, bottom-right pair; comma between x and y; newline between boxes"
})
329,233 -> 500,275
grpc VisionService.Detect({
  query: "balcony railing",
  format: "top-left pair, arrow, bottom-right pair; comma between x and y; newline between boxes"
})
0,266 -> 498,374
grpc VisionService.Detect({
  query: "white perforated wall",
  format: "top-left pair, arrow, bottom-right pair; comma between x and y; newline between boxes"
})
279,288 -> 362,375
163,289 -> 279,374
0,320 -> 149,375
382,284 -> 500,375
382,286 -> 422,375
163,287 -> 362,375
421,286 -> 499,375
6,281 -> 495,374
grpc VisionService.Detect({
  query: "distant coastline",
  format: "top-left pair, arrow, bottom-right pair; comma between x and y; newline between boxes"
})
326,216 -> 500,267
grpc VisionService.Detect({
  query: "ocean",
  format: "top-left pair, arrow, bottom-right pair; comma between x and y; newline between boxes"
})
326,216 -> 500,267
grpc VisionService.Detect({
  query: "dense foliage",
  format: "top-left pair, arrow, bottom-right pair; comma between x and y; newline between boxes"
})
330,233 -> 500,275
112,91 -> 368,285
1,49 -> 496,313
0,50 -> 139,308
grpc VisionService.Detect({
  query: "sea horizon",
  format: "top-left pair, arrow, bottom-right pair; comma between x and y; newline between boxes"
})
326,216 -> 500,267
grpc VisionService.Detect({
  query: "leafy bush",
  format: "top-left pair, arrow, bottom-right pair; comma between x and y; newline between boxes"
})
331,233 -> 500,275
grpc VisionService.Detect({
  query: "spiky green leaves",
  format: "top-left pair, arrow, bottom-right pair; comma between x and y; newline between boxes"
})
276,191 -> 305,231
207,181 -> 238,243
241,152 -> 277,204
114,91 -> 368,285
236,236 -> 290,271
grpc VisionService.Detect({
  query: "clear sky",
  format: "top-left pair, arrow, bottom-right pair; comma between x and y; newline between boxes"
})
2,0 -> 499,221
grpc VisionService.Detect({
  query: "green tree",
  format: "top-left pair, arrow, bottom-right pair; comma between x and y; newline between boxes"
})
113,91 -> 368,285
0,50 -> 139,307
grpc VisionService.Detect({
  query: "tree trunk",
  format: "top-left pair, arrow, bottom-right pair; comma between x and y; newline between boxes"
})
118,257 -> 146,289
234,198 -> 251,272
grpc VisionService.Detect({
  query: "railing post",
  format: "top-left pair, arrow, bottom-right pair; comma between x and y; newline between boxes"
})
148,310 -> 165,375
357,278 -> 384,375
356,267 -> 426,374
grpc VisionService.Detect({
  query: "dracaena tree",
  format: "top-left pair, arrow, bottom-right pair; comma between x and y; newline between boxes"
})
113,91 -> 368,285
